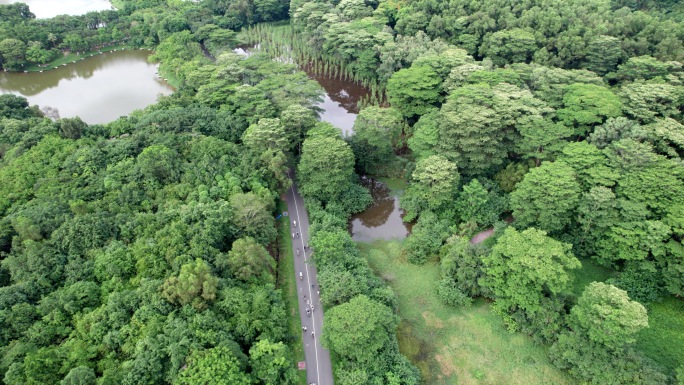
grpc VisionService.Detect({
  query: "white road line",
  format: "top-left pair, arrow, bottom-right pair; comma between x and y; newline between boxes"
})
291,184 -> 321,385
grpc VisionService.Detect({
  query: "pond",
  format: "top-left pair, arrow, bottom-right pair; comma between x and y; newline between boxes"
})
350,178 -> 412,242
0,0 -> 113,18
302,67 -> 369,136
0,50 -> 174,124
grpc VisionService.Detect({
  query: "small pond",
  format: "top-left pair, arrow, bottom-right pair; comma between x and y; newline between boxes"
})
0,0 -> 113,18
350,178 -> 413,242
0,50 -> 174,124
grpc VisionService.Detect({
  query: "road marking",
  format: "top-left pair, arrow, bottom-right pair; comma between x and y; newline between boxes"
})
291,183 -> 321,385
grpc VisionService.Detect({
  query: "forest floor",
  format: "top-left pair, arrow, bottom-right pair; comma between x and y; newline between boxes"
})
276,199 -> 307,384
358,240 -> 573,385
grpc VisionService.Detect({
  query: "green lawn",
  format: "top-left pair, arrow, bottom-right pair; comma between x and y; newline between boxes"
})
359,240 -> 573,385
276,199 -> 307,384
638,297 -> 684,374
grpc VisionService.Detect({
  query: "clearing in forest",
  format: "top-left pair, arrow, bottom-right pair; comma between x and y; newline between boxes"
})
359,240 -> 573,385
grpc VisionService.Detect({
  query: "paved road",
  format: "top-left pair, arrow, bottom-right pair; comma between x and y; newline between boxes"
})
285,173 -> 334,385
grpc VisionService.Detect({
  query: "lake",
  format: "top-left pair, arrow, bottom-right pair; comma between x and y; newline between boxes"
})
0,50 -> 174,124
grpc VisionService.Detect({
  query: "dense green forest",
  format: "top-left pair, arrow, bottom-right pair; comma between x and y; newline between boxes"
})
277,0 -> 684,383
2,0 -> 684,384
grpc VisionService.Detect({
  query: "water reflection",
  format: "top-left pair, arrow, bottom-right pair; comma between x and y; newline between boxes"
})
302,68 -> 369,136
233,46 -> 367,134
0,0 -> 113,18
0,50 -> 173,124
350,178 -> 412,242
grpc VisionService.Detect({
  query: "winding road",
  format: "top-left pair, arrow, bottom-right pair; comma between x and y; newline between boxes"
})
285,173 -> 334,385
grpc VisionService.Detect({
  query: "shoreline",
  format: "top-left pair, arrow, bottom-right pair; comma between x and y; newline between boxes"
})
4,44 -> 153,74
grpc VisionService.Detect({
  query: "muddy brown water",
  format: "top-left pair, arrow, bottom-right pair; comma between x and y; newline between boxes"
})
350,178 -> 413,242
0,50 -> 173,124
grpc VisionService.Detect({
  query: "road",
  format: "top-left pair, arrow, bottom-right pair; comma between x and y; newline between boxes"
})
285,173 -> 334,385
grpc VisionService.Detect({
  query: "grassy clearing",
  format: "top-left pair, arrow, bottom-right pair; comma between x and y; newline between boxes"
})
359,240 -> 573,385
570,258 -> 613,296
638,297 -> 684,373
276,199 -> 307,384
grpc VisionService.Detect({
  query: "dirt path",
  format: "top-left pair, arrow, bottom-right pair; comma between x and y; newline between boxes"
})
470,228 -> 494,244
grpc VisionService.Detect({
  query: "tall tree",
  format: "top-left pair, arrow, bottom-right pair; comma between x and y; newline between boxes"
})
557,83 -> 622,136
248,339 -> 297,385
386,65 -> 442,119
161,259 -> 218,310
482,227 -> 580,334
510,161 -> 581,233
436,82 -> 548,176
350,106 -> 403,174
550,282 -> 665,385
322,295 -> 398,364
176,347 -> 252,385
400,154 -> 459,221
298,136 -> 355,203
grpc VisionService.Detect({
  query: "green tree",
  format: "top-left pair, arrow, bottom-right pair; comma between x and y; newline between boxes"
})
322,295 -> 398,364
572,282 -> 648,349
515,119 -> 573,165
557,83 -> 622,136
136,145 -> 181,183
386,65 -> 442,119
510,161 -> 581,233
437,83 -> 548,176
550,283 -> 665,385
221,237 -> 275,283
619,81 -> 682,124
242,118 -> 288,154
280,104 -> 317,152
298,136 -> 355,203
350,106 -> 403,174
400,155 -> 459,221
162,259 -> 218,310
482,227 -> 580,333
454,179 -> 505,227
588,117 -> 645,149
0,38 -> 27,70
176,347 -> 252,385
407,109 -> 439,159
584,35 -> 622,75
249,339 -> 297,385
61,366 -> 95,385
59,117 -> 87,140
229,192 -> 277,245
661,204 -> 684,297
615,55 -> 673,82
481,28 -> 536,66
22,347 -> 64,385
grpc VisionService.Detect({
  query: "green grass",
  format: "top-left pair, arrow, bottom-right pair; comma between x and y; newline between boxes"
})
359,240 -> 573,385
570,258 -> 613,296
276,199 -> 307,384
637,297 -> 684,374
